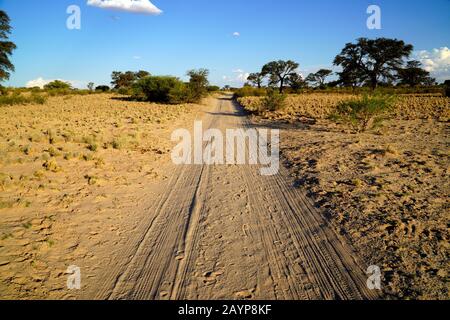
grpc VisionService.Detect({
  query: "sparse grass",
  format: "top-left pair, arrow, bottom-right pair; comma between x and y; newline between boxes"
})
33,170 -> 45,179
81,153 -> 94,161
87,143 -> 98,152
43,158 -> 61,172
46,239 -> 55,247
84,174 -> 98,185
0,200 -> 15,209
22,221 -> 32,229
112,136 -> 127,150
1,233 -> 13,240
238,93 -> 449,121
0,92 -> 47,106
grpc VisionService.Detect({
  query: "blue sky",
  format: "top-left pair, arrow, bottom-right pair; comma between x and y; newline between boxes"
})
1,0 -> 449,88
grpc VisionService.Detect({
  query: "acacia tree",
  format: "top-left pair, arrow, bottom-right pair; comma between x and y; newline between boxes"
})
247,72 -> 264,88
334,38 -> 414,90
287,73 -> 306,91
261,60 -> 299,93
396,60 -> 435,87
135,70 -> 150,80
0,10 -> 16,85
111,70 -> 150,89
305,69 -> 333,88
187,68 -> 209,101
44,80 -> 71,90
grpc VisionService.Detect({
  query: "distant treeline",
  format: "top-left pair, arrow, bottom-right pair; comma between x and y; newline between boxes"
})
239,38 -> 449,97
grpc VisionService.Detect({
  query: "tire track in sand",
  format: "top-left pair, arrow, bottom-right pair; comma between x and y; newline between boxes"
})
86,95 -> 380,300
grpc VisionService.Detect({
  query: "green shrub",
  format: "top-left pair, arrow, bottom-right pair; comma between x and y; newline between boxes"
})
445,85 -> 450,98
334,94 -> 395,132
46,88 -> 72,96
117,87 -> 131,95
133,76 -> 191,104
261,90 -> 287,112
207,85 -> 220,92
168,82 -> 194,104
234,87 -> 267,98
95,85 -> 110,92
44,80 -> 72,90
186,69 -> 209,102
30,93 -> 46,104
0,92 -> 46,106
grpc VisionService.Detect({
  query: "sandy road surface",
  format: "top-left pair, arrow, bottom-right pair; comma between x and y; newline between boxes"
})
81,95 -> 379,300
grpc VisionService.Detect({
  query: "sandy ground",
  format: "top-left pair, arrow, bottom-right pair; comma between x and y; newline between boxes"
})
243,96 -> 449,299
0,94 -> 204,299
0,94 -> 380,300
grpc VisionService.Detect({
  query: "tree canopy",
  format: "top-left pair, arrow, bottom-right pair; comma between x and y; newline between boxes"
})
111,70 -> 151,89
305,69 -> 333,88
247,72 -> 265,88
44,80 -> 72,90
334,38 -> 414,89
396,60 -> 435,87
261,60 -> 299,93
0,10 -> 17,83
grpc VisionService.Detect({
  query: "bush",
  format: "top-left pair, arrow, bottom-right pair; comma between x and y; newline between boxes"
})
133,76 -> 192,104
207,85 -> 220,92
261,90 -> 287,112
44,80 -> 71,90
334,94 -> 395,132
234,87 -> 267,98
445,85 -> 450,98
186,69 -> 209,102
0,92 -> 47,106
95,85 -> 110,92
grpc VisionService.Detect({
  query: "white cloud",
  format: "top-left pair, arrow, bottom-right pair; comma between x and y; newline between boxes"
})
222,69 -> 249,84
236,72 -> 250,82
87,0 -> 162,15
133,55 -> 142,60
232,32 -> 240,37
414,47 -> 450,82
26,77 -> 83,89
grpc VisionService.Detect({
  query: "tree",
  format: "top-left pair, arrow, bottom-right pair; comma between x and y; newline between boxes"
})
133,76 -> 197,104
305,69 -> 333,88
261,60 -> 299,93
135,70 -> 150,80
111,71 -> 136,89
247,72 -> 264,88
87,82 -> 95,91
444,81 -> 450,98
0,10 -> 17,84
396,60 -> 435,87
44,80 -> 71,90
287,73 -> 306,91
334,38 -> 414,90
111,71 -> 150,89
187,68 -> 209,101
95,85 -> 110,92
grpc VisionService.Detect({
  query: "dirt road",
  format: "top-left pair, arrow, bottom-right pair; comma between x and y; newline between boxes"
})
81,95 -> 379,300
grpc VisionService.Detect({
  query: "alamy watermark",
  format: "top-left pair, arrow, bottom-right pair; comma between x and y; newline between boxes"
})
171,121 -> 280,176
367,5 -> 382,30
366,265 -> 382,290
66,265 -> 81,290
66,5 -> 81,30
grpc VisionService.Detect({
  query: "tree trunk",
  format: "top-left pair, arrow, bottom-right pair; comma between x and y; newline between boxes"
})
371,77 -> 378,91
279,79 -> 284,93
